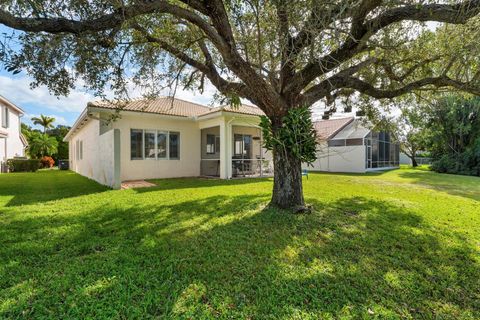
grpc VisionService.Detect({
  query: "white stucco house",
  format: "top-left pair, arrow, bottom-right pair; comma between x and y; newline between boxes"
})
305,117 -> 400,173
64,97 -> 273,188
0,95 -> 28,173
65,97 -> 400,188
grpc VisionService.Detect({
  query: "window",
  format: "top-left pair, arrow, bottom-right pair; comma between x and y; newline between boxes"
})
131,129 -> 144,160
206,134 -> 216,154
328,139 -> 346,147
75,140 -> 83,160
80,140 -> 83,160
346,138 -> 363,146
131,129 -> 180,160
169,132 -> 180,159
144,130 -> 156,159
233,134 -> 252,158
215,136 -> 220,153
157,132 -> 167,158
75,140 -> 79,160
1,106 -> 8,128
234,134 -> 243,156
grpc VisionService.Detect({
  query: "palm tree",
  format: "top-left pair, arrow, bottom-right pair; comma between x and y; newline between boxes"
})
27,132 -> 58,158
31,115 -> 55,133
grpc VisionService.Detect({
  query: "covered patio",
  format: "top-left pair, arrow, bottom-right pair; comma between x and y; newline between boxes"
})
198,113 -> 273,179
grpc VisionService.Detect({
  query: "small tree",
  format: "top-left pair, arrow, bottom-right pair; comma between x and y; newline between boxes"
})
31,115 -> 55,133
27,132 -> 59,158
395,108 -> 427,167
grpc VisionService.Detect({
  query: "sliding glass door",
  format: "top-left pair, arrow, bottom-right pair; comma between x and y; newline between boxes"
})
233,134 -> 253,176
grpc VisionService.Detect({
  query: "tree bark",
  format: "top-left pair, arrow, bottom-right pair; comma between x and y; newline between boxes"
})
270,145 -> 305,210
410,155 -> 418,167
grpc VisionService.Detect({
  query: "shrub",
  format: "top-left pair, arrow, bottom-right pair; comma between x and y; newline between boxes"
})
431,142 -> 480,176
40,156 -> 55,168
431,155 -> 455,173
7,159 -> 41,172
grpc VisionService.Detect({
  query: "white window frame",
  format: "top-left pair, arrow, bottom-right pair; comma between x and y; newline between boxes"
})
131,129 -> 180,161
79,140 -> 83,160
156,131 -> 168,159
206,134 -> 216,154
144,130 -> 157,160
169,131 -> 180,160
1,106 -> 9,128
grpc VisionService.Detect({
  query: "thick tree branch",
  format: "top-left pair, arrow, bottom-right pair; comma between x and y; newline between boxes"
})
303,69 -> 480,106
133,25 -> 250,99
343,76 -> 480,98
302,58 -> 378,105
288,0 -> 480,96
0,1 -> 169,34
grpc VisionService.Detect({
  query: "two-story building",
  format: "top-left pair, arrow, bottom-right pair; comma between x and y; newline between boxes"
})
0,95 -> 27,172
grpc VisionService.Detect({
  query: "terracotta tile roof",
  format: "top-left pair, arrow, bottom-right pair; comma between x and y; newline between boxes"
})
199,104 -> 265,117
88,97 -> 266,118
314,117 -> 354,140
88,96 -> 211,117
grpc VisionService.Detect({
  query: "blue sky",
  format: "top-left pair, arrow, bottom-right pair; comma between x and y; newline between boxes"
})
0,24 -> 219,129
0,24 -> 330,130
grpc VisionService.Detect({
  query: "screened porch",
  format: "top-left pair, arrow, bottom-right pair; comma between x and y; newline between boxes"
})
200,125 -> 273,178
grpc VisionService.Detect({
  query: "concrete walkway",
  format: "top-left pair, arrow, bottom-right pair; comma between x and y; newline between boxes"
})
121,180 -> 156,190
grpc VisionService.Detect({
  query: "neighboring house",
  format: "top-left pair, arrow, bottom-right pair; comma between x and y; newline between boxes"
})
305,117 -> 400,173
64,97 -> 273,188
0,95 -> 27,172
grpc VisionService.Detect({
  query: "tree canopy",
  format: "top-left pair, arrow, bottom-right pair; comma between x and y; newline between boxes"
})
427,95 -> 480,176
2,0 -> 480,208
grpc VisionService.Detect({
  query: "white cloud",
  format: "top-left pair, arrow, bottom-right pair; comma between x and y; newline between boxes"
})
0,75 -> 94,113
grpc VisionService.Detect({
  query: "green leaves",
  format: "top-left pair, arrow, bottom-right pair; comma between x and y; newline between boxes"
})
260,106 -> 317,165
26,132 -> 59,158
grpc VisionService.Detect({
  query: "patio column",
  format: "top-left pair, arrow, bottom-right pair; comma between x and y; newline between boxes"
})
112,128 -> 122,189
219,121 -> 229,179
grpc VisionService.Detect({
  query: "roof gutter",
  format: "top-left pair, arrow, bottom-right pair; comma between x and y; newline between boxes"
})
0,95 -> 25,115
63,107 -> 89,142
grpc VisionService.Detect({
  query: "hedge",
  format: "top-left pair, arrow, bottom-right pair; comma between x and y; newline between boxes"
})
7,159 -> 41,172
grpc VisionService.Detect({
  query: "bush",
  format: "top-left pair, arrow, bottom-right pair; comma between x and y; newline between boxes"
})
431,155 -> 456,173
7,159 -> 41,172
431,142 -> 480,176
40,156 -> 55,168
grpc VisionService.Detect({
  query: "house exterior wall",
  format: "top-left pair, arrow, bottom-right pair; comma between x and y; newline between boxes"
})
0,104 -> 25,162
305,144 -> 366,173
0,138 -> 5,164
113,113 -> 201,181
69,118 -> 120,188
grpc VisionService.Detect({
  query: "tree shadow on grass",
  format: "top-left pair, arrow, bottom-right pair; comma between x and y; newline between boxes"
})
0,170 -> 109,207
397,170 -> 480,201
307,170 -> 391,178
143,176 -> 272,192
1,193 -> 479,318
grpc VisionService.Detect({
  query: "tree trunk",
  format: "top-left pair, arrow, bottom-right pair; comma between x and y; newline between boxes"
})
270,145 -> 305,210
410,155 -> 418,167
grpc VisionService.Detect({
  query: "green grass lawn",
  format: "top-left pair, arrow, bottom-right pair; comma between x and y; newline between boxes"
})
1,168 -> 479,319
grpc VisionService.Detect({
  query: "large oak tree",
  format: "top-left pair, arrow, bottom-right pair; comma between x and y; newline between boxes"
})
1,0 -> 480,209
